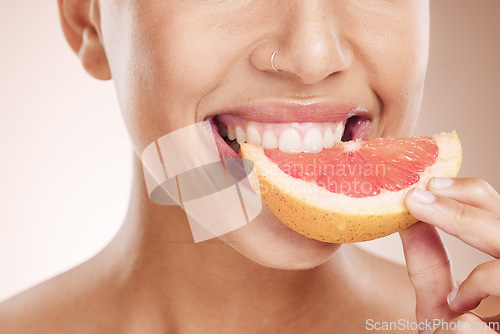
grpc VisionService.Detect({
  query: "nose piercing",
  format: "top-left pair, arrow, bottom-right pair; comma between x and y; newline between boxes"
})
271,49 -> 280,72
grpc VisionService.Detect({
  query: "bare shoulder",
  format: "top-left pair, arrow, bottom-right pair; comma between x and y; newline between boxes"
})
0,263 -> 123,334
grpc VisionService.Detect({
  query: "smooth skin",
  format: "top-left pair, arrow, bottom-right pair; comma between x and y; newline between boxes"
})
0,0 -> 499,333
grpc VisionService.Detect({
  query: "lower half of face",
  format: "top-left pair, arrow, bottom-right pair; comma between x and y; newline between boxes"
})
101,0 -> 430,269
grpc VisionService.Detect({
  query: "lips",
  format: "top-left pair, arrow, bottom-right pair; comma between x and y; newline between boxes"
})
205,100 -> 373,156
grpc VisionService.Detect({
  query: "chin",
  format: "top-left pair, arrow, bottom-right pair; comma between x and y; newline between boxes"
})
220,208 -> 342,270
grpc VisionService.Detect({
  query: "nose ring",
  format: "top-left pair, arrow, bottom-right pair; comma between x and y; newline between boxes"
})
271,49 -> 280,72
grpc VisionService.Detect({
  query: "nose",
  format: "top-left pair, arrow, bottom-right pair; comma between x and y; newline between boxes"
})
255,1 -> 353,85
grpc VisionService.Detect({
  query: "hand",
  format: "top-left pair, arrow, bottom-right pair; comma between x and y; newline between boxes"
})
400,177 -> 500,333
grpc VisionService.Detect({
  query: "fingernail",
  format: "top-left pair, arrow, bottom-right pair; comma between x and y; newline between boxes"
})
430,177 -> 454,190
411,187 -> 437,204
447,287 -> 458,305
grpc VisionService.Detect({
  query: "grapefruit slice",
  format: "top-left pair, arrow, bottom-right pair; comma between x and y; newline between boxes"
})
241,132 -> 462,243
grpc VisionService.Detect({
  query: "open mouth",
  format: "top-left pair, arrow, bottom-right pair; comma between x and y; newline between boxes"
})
210,114 -> 372,156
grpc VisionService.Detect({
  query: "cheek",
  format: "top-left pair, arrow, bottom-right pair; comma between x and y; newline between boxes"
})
136,2 -> 259,103
374,27 -> 429,136
102,2 -> 245,152
345,3 -> 430,136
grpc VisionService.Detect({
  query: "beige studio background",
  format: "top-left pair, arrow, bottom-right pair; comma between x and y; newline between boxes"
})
0,1 -> 499,302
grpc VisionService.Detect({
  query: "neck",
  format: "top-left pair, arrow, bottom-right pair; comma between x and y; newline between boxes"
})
103,155 -> 365,333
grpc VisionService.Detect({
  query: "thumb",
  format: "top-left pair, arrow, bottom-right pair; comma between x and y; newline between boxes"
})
399,222 -> 461,334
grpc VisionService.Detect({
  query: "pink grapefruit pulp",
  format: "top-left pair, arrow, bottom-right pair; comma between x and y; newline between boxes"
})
241,132 -> 462,243
265,136 -> 439,198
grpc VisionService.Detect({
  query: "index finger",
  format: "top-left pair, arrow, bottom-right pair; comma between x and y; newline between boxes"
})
400,222 -> 461,334
406,187 -> 500,258
429,178 -> 500,215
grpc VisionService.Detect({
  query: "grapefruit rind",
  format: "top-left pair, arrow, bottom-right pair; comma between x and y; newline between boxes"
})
241,131 -> 462,243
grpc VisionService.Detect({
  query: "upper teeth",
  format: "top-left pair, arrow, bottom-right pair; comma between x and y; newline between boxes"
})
235,126 -> 246,144
261,129 -> 278,149
303,127 -> 323,153
279,128 -> 302,153
219,117 -> 345,153
227,126 -> 236,141
246,124 -> 261,145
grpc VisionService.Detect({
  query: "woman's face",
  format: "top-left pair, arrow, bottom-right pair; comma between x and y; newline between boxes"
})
99,0 -> 429,269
